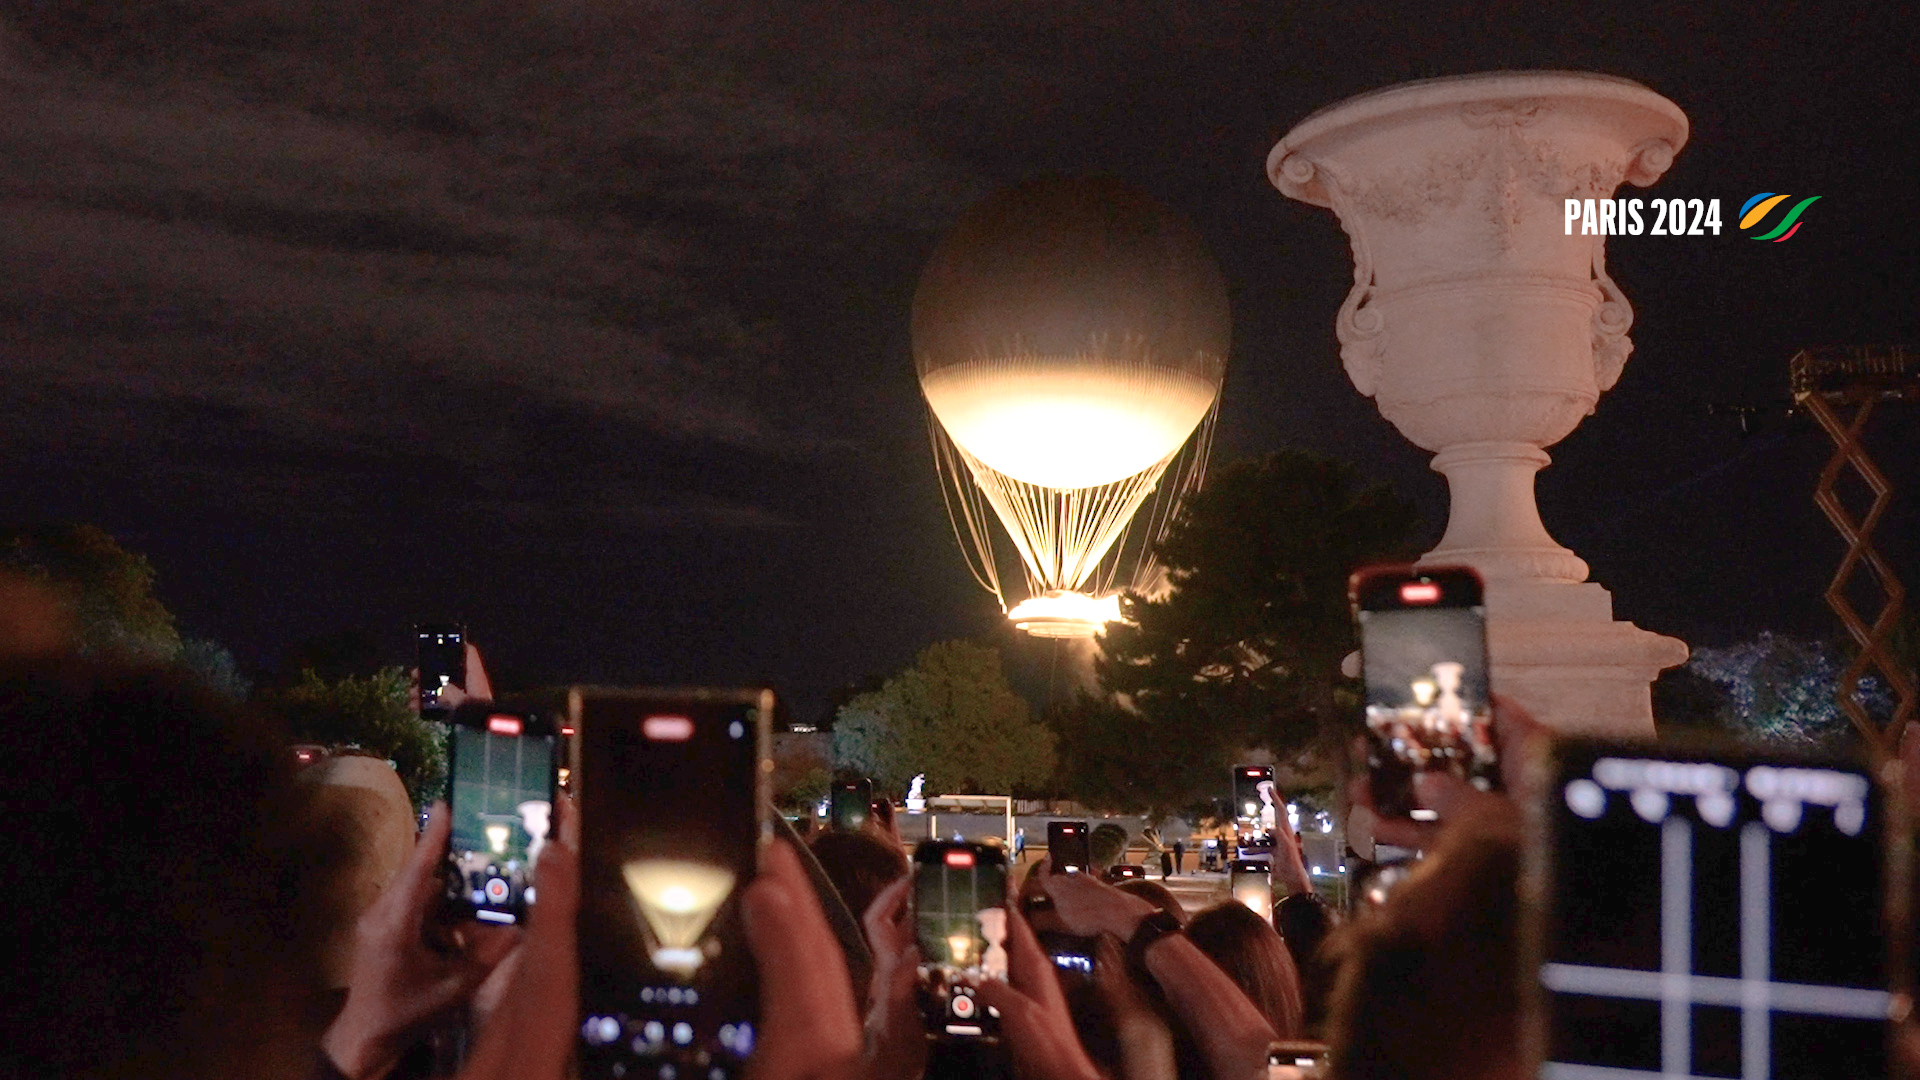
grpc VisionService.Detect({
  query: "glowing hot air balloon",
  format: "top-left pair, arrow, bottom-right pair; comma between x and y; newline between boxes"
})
913,177 -> 1229,637
622,858 -> 737,977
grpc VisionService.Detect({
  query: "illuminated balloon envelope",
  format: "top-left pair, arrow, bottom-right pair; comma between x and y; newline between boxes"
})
913,176 -> 1229,638
622,859 -> 737,976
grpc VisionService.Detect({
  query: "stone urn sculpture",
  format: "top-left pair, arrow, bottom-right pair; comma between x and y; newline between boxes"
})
1269,71 -> 1690,735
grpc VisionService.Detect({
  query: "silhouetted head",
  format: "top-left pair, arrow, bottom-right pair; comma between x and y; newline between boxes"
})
1186,899 -> 1305,1039
1115,878 -> 1189,924
1275,891 -> 1342,1034
808,827 -> 909,928
1,656 -> 327,1079
1321,834 -> 1523,1080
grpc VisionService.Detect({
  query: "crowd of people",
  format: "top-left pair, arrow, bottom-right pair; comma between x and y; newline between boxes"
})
5,571 -> 1915,1080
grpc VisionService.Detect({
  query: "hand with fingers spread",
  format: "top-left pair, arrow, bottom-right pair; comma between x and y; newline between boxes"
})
321,802 -> 520,1080
971,904 -> 1103,1080
859,875 -> 928,1080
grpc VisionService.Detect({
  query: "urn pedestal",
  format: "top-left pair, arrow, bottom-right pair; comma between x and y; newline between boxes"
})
1270,72 -> 1691,736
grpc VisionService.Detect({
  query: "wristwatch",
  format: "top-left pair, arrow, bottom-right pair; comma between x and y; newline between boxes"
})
1124,908 -> 1183,975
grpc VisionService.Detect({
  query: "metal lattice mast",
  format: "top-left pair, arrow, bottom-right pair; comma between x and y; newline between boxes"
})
1789,346 -> 1920,754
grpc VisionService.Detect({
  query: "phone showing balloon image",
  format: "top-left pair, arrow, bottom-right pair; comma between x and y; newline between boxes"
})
443,703 -> 557,925
1048,821 -> 1091,875
573,688 -> 772,1080
1350,565 -> 1495,821
914,840 -> 1008,1040
1523,737 -> 1888,1080
416,623 -> 466,718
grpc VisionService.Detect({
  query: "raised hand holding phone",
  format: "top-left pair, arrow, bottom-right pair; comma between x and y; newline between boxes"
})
912,840 -> 1010,1040
572,689 -> 771,1080
442,703 -> 558,927
324,802 -> 520,1080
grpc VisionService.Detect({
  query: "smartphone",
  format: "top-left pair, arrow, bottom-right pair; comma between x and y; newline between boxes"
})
416,623 -> 466,718
1235,764 -> 1278,855
1235,765 -> 1276,828
1523,737 -> 1890,1080
442,703 -> 558,925
1036,929 -> 1098,999
1269,1041 -> 1330,1079
914,840 -> 1009,1040
1231,858 -> 1273,921
1048,821 -> 1091,875
830,778 -> 873,832
573,688 -> 773,1080
1350,565 -> 1495,820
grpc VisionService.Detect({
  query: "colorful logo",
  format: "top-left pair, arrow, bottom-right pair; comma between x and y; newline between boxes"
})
1739,193 -> 1821,241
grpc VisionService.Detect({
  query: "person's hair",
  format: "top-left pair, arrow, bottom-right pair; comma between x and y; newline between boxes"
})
1,656 -> 327,1079
1186,900 -> 1306,1039
807,828 -> 909,926
1089,822 -> 1130,869
1320,835 -> 1521,1080
1115,878 -> 1189,924
1275,892 -> 1342,1034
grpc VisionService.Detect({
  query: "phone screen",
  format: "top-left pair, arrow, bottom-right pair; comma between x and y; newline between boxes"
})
914,841 -> 1009,1038
1234,765 -> 1277,843
1037,930 -> 1096,985
1048,821 -> 1091,874
574,689 -> 770,1079
1532,739 -> 1887,1079
416,624 -> 465,718
830,779 -> 872,831
444,706 -> 557,925
1268,1042 -> 1330,1079
1230,859 -> 1273,921
1352,566 -> 1494,818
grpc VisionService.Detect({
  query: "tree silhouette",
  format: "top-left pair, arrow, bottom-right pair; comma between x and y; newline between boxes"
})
1067,450 -> 1418,812
832,640 -> 1055,796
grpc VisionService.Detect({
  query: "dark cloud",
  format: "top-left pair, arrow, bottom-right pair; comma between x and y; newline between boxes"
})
0,0 -> 1913,714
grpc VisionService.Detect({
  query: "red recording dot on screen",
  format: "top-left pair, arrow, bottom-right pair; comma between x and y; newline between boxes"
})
945,850 -> 975,868
643,716 -> 694,741
487,715 -> 523,736
1400,582 -> 1441,604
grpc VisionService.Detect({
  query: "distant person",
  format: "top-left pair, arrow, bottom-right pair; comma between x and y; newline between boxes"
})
1159,846 -> 1174,880
1172,838 -> 1186,875
1013,825 -> 1026,861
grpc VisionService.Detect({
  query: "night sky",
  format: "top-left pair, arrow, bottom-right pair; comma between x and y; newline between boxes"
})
1,1 -> 1914,721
